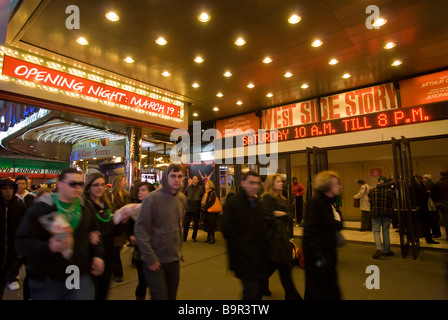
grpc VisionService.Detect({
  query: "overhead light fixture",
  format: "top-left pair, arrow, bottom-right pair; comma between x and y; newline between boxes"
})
216,92 -> 223,97
288,14 -> 301,24
123,56 -> 134,63
223,71 -> 232,77
76,37 -> 89,45
194,56 -> 204,63
161,71 -> 171,77
192,82 -> 200,88
235,37 -> 246,46
213,106 -> 219,111
247,83 -> 255,88
328,58 -> 339,65
198,12 -> 211,22
311,39 -> 323,47
193,112 -> 198,117
342,73 -> 351,79
384,42 -> 396,49
262,57 -> 272,64
105,11 -> 119,21
236,100 -> 243,105
155,37 -> 167,45
284,72 -> 293,78
266,93 -> 273,98
373,18 -> 387,28
391,59 -> 402,66
301,83 -> 309,89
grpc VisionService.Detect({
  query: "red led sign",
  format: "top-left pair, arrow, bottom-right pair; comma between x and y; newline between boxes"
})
1,55 -> 181,119
242,103 -> 447,146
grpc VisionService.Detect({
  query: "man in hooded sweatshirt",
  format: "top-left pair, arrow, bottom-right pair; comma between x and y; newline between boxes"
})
0,179 -> 26,299
134,164 -> 187,300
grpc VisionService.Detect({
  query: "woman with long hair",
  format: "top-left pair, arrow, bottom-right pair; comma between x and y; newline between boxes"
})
261,174 -> 302,300
82,173 -> 128,300
110,174 -> 131,282
201,180 -> 220,244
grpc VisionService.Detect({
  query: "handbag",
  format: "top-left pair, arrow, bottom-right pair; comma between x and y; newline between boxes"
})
428,197 -> 437,212
207,192 -> 222,213
354,198 -> 360,208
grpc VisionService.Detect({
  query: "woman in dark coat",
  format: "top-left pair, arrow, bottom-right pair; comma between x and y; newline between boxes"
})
261,174 -> 302,300
303,170 -> 343,300
201,180 -> 219,244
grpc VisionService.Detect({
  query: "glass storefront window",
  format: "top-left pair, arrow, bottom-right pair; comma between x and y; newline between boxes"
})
219,165 -> 235,201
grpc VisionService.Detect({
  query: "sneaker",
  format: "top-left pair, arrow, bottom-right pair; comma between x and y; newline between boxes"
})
372,250 -> 384,259
383,251 -> 395,257
8,281 -> 20,291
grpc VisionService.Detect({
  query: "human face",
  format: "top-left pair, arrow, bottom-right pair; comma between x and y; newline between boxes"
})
120,177 -> 127,189
89,178 -> 106,200
205,181 -> 211,191
326,177 -> 342,198
138,185 -> 150,201
1,185 -> 14,202
57,173 -> 84,202
167,170 -> 184,192
16,180 -> 27,194
191,176 -> 199,186
241,175 -> 261,198
273,176 -> 284,193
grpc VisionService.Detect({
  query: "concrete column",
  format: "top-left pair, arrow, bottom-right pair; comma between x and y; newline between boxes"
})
125,127 -> 142,191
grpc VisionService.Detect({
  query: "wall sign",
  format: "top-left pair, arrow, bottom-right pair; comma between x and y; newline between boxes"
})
1,53 -> 183,121
243,102 -> 447,146
400,70 -> 448,108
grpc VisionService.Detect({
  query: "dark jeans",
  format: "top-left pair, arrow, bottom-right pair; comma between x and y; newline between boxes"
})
29,274 -> 95,300
264,262 -> 302,300
183,211 -> 200,240
143,260 -> 179,300
0,260 -> 17,300
241,278 -> 264,300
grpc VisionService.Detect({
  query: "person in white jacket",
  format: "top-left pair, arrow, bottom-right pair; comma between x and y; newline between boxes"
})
354,180 -> 372,231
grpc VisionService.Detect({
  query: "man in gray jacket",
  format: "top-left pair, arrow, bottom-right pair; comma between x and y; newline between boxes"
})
134,164 -> 187,300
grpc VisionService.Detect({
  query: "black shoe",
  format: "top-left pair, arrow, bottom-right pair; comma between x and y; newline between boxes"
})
263,289 -> 272,297
372,250 -> 383,259
383,251 -> 394,257
426,239 -> 439,244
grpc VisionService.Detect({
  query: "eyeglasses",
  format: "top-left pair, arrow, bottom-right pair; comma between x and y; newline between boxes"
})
91,183 -> 106,188
61,180 -> 84,188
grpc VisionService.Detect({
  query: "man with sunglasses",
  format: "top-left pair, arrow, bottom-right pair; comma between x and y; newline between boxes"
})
134,164 -> 187,300
16,168 -> 105,300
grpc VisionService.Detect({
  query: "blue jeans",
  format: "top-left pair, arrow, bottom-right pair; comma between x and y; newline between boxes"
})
372,217 -> 391,253
30,273 -> 95,300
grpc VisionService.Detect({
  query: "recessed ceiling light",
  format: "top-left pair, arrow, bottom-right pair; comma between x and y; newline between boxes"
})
161,71 -> 171,77
198,12 -> 211,22
123,56 -> 134,63
266,93 -> 273,98
373,18 -> 387,28
342,73 -> 351,79
194,56 -> 204,63
193,113 -> 198,117
105,11 -> 119,21
311,39 -> 323,47
213,106 -> 219,111
247,83 -> 255,88
384,42 -> 396,49
301,83 -> 309,89
262,57 -> 272,64
328,58 -> 339,65
223,71 -> 232,77
155,37 -> 167,45
236,100 -> 243,105
76,37 -> 89,45
288,14 -> 301,24
216,92 -> 223,97
391,59 -> 402,66
235,38 -> 246,46
192,82 -> 200,88
284,72 -> 293,78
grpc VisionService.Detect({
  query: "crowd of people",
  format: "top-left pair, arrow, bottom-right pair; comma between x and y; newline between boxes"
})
1,165 -> 447,300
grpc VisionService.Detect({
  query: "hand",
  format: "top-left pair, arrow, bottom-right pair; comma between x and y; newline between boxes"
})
49,234 -> 72,253
273,210 -> 287,217
89,231 -> 100,245
129,235 -> 137,246
148,261 -> 161,272
90,257 -> 105,276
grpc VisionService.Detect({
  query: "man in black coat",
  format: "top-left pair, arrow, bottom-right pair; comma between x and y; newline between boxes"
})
0,179 -> 27,299
221,171 -> 270,300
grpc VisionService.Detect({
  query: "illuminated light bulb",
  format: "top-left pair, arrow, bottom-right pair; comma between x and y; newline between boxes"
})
123,57 -> 134,63
105,11 -> 119,21
391,59 -> 402,66
288,14 -> 301,24
373,18 -> 387,28
311,39 -> 323,47
266,93 -> 273,97
194,56 -> 204,63
213,106 -> 219,111
161,71 -> 171,77
192,82 -> 200,88
198,12 -> 211,22
247,83 -> 255,88
262,57 -> 272,64
155,37 -> 167,45
236,100 -> 243,105
223,71 -> 232,77
216,92 -> 223,97
342,73 -> 351,79
384,42 -> 396,49
284,72 -> 293,78
328,58 -> 339,65
76,37 -> 89,45
235,38 -> 246,46
301,83 -> 309,89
